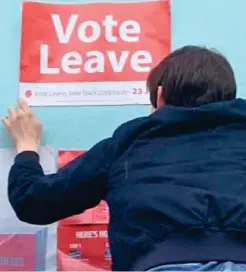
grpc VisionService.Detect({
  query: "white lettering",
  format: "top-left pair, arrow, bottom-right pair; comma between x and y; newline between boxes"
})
84,51 -> 104,73
102,15 -> 118,42
76,231 -> 98,238
120,20 -> 140,42
107,51 -> 129,72
40,44 -> 60,74
61,52 -> 82,74
40,48 -> 152,74
52,14 -> 141,44
99,230 -> 108,238
78,21 -> 101,43
131,50 -> 152,72
52,14 -> 78,44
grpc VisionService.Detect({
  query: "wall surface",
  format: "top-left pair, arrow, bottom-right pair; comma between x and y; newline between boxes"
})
0,0 -> 245,149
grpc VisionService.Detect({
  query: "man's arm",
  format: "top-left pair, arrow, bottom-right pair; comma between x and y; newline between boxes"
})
8,139 -> 112,225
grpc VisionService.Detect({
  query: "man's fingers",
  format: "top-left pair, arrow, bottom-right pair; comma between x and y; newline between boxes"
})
19,99 -> 32,114
8,107 -> 16,120
17,108 -> 25,115
2,117 -> 11,129
16,108 -> 25,119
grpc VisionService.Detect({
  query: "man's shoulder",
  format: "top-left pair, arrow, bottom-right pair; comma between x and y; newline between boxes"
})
112,116 -> 149,141
108,115 -> 156,158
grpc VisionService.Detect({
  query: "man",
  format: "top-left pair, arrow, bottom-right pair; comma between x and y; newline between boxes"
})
3,46 -> 246,271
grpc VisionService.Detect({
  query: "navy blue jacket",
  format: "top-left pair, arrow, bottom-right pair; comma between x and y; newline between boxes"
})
8,99 -> 246,271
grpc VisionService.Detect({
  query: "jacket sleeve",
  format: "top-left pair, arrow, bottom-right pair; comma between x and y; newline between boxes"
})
8,139 -> 112,225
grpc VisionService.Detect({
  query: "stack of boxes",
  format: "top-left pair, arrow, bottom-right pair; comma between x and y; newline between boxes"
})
57,151 -> 111,271
57,201 -> 110,271
0,223 -> 47,271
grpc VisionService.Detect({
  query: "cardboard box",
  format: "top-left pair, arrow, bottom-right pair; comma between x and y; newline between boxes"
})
57,224 -> 111,271
57,151 -> 111,271
59,201 -> 109,226
57,201 -> 110,271
0,224 -> 47,271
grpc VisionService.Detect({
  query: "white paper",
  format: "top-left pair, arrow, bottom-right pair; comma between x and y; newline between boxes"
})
0,146 -> 57,270
19,81 -> 150,106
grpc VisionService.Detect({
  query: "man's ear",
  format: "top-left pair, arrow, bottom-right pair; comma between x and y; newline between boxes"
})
156,86 -> 166,109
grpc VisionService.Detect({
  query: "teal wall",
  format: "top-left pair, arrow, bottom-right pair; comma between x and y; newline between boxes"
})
0,0 -> 245,149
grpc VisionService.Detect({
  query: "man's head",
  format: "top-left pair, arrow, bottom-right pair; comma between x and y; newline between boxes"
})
148,46 -> 237,111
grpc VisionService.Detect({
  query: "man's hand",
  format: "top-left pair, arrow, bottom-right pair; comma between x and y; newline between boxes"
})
2,99 -> 42,154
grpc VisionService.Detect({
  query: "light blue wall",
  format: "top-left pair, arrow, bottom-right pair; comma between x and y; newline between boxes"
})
0,0 -> 245,149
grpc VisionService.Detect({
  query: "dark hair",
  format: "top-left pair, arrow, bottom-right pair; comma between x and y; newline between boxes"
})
147,46 -> 237,108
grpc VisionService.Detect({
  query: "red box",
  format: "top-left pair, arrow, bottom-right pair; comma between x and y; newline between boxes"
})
0,225 -> 47,271
59,201 -> 109,226
57,201 -> 110,271
57,224 -> 111,271
57,151 -> 111,271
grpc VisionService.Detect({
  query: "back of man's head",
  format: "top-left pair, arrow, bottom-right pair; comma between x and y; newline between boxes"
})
148,46 -> 237,109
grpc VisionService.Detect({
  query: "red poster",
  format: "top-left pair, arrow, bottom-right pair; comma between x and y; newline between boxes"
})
20,0 -> 170,106
57,151 -> 110,271
0,227 -> 47,271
